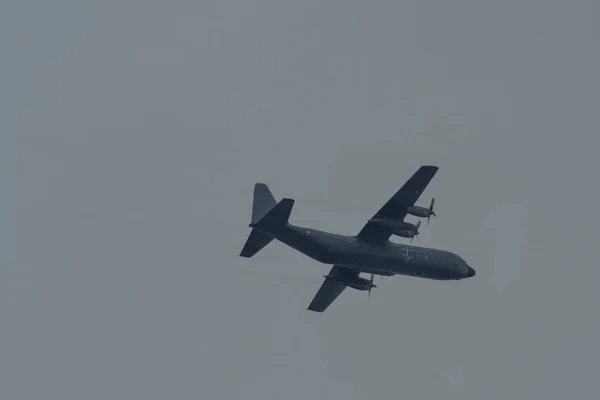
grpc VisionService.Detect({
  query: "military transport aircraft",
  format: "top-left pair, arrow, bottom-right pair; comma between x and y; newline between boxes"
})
239,165 -> 475,312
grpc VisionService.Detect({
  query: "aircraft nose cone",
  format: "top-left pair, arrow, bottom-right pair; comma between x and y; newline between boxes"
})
466,266 -> 476,278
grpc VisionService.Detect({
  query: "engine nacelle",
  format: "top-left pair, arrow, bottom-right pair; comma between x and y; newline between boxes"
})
324,275 -> 376,291
406,205 -> 432,218
406,198 -> 436,219
369,218 -> 416,231
346,277 -> 376,291
394,230 -> 418,239
368,218 -> 419,238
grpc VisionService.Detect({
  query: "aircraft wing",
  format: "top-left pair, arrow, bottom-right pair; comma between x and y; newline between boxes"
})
307,265 -> 357,312
357,165 -> 439,242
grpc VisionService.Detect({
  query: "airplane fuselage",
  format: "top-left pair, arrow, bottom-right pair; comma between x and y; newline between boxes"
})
262,223 -> 474,280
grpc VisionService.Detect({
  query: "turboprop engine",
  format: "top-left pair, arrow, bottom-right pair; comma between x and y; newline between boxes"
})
368,218 -> 421,239
406,198 -> 436,224
323,273 -> 376,295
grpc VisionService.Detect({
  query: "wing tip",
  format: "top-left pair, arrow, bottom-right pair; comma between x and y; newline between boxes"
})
307,299 -> 326,312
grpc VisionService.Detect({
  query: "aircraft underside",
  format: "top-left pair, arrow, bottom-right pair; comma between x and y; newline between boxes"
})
335,258 -> 456,280
274,232 -> 456,280
240,165 -> 474,312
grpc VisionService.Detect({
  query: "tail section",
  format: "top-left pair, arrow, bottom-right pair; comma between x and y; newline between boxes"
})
239,229 -> 274,258
240,183 -> 295,258
251,198 -> 294,230
251,183 -> 277,225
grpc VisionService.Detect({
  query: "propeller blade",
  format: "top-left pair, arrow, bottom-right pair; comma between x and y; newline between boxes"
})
411,234 -> 417,243
368,274 -> 374,297
428,198 -> 436,224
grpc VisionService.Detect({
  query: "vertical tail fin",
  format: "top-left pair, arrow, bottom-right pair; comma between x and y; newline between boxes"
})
251,183 -> 277,225
240,183 -> 294,258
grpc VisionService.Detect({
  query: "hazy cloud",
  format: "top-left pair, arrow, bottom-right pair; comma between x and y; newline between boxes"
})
2,0 -> 599,399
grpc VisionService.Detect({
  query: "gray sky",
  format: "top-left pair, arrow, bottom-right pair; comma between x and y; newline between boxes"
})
2,1 -> 599,399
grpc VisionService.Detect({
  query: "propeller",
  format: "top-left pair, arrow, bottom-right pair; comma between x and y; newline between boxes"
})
410,220 -> 422,243
427,198 -> 436,225
368,273 -> 375,297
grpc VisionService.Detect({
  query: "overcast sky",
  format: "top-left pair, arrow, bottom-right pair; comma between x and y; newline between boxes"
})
2,1 -> 599,399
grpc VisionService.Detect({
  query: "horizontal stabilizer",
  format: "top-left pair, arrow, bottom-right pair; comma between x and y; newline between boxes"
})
252,198 -> 294,230
240,184 -> 293,258
240,229 -> 273,258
